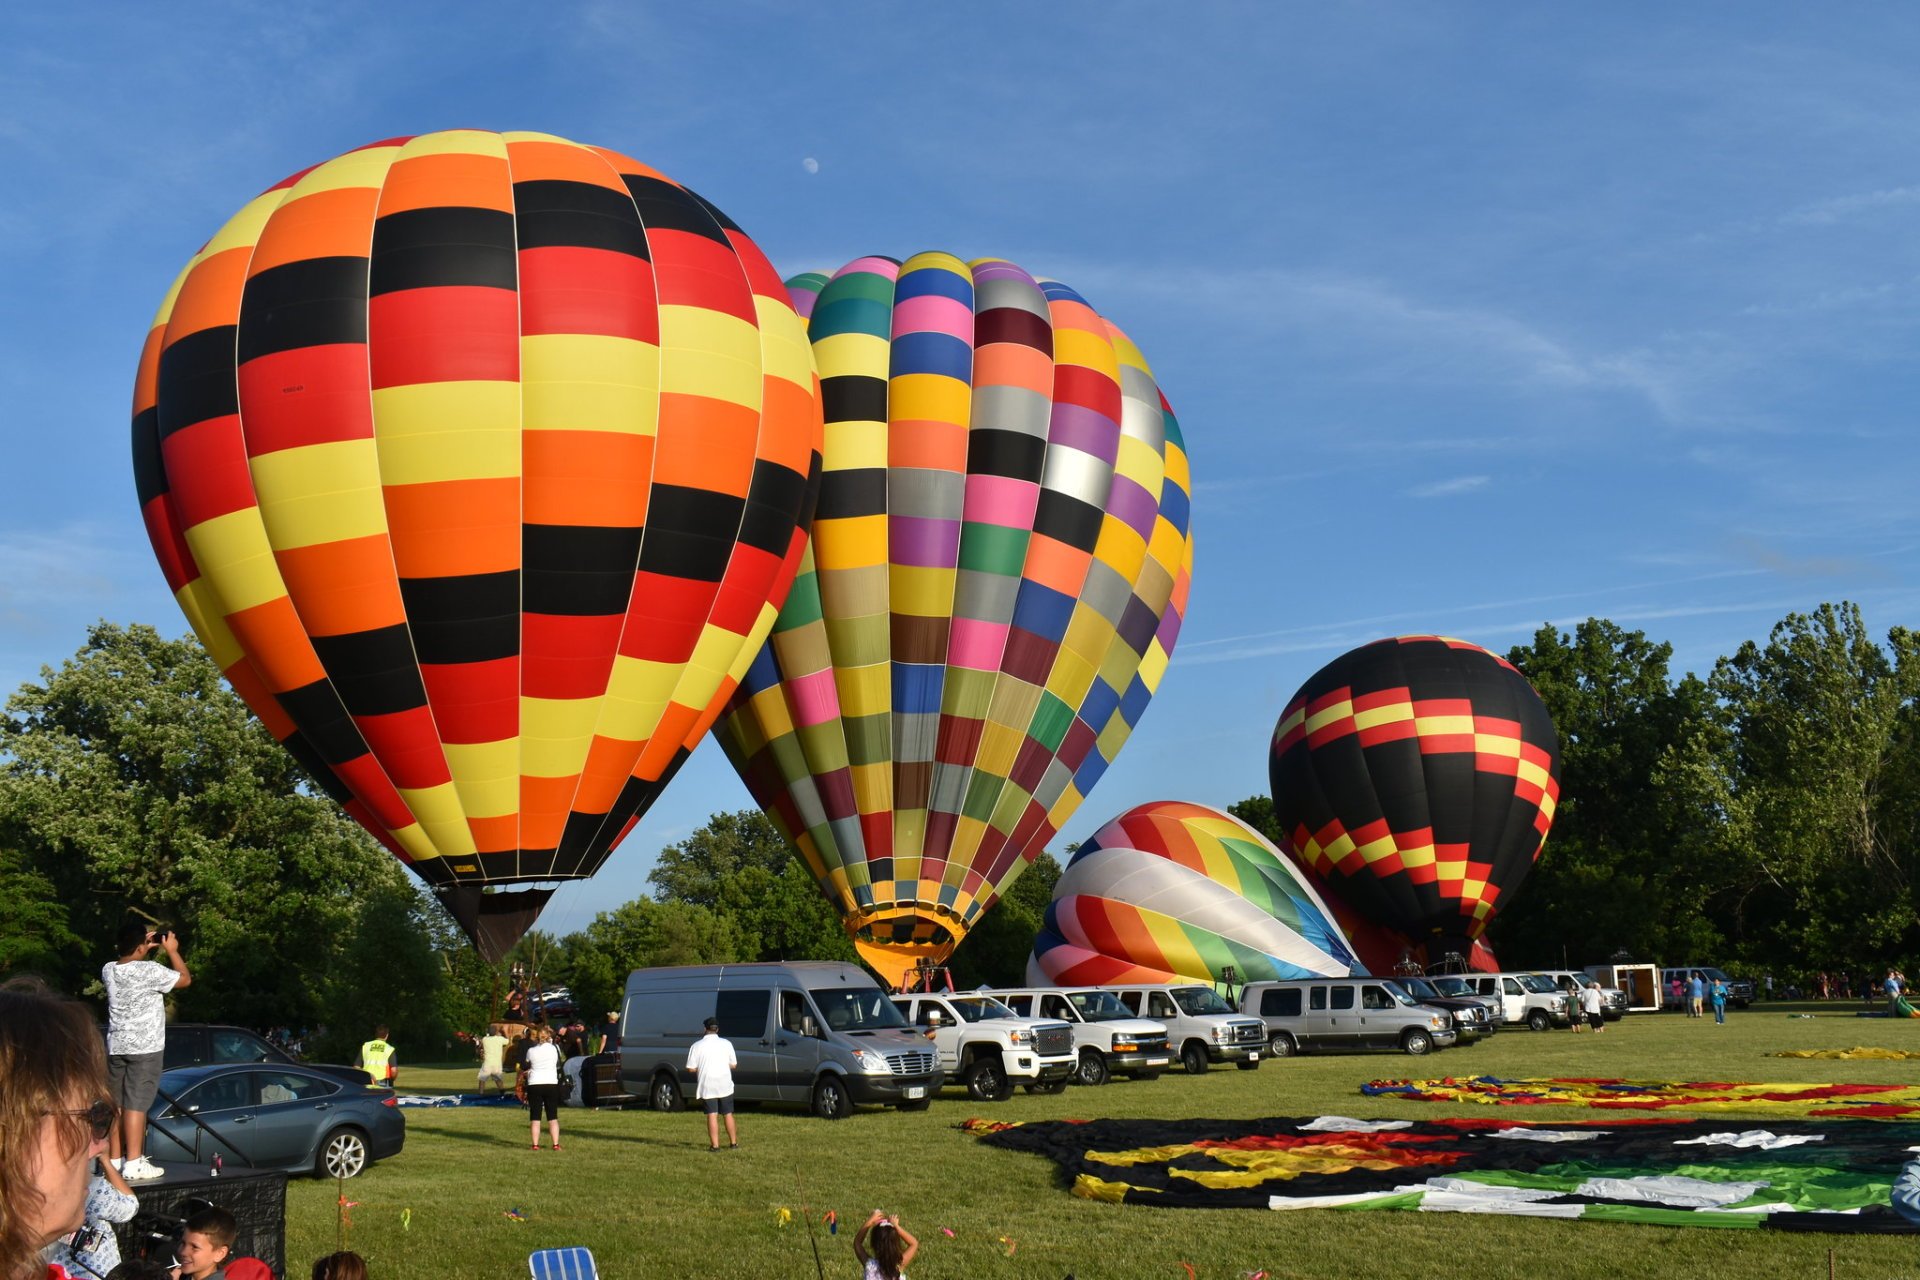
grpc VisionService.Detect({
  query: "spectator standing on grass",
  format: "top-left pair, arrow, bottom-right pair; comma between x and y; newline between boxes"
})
522,1027 -> 564,1152
103,924 -> 192,1180
597,1009 -> 620,1055
853,1211 -> 918,1280
1581,981 -> 1606,1033
1687,971 -> 1705,1019
1711,977 -> 1728,1025
684,1017 -> 738,1152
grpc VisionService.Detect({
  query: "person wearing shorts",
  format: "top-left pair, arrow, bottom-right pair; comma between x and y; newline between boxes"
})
522,1026 -> 565,1150
103,922 -> 192,1180
477,1023 -> 509,1093
684,1016 -> 738,1151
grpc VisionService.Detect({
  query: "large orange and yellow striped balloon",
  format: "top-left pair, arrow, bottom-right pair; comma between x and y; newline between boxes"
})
131,132 -> 823,958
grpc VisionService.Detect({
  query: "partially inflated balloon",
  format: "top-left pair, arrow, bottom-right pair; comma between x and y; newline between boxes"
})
1027,801 -> 1360,987
716,255 -> 1193,986
1268,636 -> 1560,960
132,132 -> 823,958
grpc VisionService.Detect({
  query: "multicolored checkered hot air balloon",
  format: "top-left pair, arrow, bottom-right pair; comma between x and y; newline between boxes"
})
131,132 -> 824,959
715,254 -> 1193,988
1268,636 -> 1561,964
1026,801 -> 1360,987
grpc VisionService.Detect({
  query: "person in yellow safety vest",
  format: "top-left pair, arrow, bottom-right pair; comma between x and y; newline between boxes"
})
358,1025 -> 397,1088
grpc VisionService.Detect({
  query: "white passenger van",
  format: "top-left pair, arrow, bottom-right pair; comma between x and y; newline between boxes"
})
619,962 -> 941,1120
992,988 -> 1171,1086
1237,976 -> 1459,1056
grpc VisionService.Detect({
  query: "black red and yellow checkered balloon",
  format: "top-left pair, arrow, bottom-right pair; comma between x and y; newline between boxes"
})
1268,636 -> 1560,951
131,132 -> 823,956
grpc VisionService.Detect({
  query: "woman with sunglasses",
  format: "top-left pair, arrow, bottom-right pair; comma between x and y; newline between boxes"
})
0,976 -> 113,1280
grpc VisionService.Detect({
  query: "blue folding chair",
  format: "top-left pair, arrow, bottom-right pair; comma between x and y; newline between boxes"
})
529,1246 -> 598,1279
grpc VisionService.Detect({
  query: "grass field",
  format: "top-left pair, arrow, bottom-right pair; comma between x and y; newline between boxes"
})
284,1002 -> 1920,1279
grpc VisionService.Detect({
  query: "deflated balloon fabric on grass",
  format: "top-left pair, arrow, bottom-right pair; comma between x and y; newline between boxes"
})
963,1115 -> 1920,1231
1358,1076 -> 1920,1117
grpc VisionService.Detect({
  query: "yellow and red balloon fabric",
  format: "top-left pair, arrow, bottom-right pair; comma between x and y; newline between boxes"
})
1361,1076 -> 1920,1119
1269,636 -> 1561,954
131,132 -> 823,954
715,255 -> 1192,986
1028,801 -> 1358,987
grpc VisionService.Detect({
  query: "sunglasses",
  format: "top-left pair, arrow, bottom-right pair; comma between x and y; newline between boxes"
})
55,1100 -> 118,1142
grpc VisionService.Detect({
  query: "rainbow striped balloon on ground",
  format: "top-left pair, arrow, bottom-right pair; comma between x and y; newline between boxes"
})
715,254 -> 1193,987
1027,801 -> 1360,987
132,132 -> 824,958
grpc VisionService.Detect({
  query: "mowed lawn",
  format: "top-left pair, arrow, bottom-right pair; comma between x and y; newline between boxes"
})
288,1003 -> 1920,1279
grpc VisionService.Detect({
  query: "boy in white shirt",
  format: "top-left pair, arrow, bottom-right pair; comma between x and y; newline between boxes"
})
103,922 -> 192,1179
684,1016 -> 739,1151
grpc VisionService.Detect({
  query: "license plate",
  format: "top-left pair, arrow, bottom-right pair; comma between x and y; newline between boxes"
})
1147,1058 -> 1168,1067
1248,1052 -> 1260,1061
904,1085 -> 925,1099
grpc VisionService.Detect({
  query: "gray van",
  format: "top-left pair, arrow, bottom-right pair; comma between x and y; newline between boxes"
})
1238,977 -> 1459,1056
618,962 -> 941,1120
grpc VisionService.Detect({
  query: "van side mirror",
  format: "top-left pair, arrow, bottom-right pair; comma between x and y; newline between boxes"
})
803,1017 -> 819,1038
924,1010 -> 943,1026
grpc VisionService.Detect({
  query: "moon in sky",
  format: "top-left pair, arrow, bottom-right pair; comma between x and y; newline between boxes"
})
802,156 -> 820,174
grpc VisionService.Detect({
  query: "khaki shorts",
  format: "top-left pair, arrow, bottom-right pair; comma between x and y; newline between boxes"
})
108,1052 -> 164,1112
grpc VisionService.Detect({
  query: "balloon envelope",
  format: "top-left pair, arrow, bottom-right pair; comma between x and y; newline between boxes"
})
132,131 -> 823,958
716,254 -> 1193,986
1267,636 -> 1560,957
1027,800 -> 1360,986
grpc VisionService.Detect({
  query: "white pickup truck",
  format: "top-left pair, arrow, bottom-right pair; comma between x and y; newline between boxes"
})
993,987 -> 1172,1086
891,992 -> 1078,1101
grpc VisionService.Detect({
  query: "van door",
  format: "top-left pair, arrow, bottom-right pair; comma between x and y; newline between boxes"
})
1326,983 -> 1358,1046
1357,984 -> 1398,1048
772,988 -> 826,1101
1500,977 -> 1527,1023
1144,991 -> 1180,1026
714,987 -> 777,1101
1306,984 -> 1330,1046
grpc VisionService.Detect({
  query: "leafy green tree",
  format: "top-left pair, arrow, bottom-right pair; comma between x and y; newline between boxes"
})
0,623 -> 399,1026
315,878 -> 457,1063
647,809 -> 854,962
0,846 -> 80,973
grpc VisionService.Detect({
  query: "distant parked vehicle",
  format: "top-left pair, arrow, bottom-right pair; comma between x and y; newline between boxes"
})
891,992 -> 1076,1100
162,1025 -> 370,1087
1101,984 -> 1268,1073
1386,975 -> 1497,1042
1660,967 -> 1755,1010
1451,973 -> 1572,1031
148,1063 -> 404,1178
1239,977 -> 1459,1057
992,988 -> 1171,1086
1426,975 -> 1508,1029
1531,970 -> 1627,1021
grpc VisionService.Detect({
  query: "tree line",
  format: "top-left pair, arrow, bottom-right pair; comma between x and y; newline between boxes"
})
0,604 -> 1912,1059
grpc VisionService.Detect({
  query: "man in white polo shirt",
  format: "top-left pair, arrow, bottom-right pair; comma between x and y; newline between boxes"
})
684,1015 -> 739,1152
103,921 -> 192,1180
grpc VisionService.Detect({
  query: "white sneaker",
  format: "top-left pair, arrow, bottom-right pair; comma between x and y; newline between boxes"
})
109,1157 -> 125,1172
124,1157 -> 164,1181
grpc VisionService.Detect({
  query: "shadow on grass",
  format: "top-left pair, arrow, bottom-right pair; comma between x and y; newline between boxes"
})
405,1116 -> 699,1152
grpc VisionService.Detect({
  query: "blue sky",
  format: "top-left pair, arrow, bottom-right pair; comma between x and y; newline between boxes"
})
3,5 -> 1915,936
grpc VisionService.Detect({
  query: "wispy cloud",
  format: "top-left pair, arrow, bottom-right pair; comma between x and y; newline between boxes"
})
0,522 -> 139,636
1780,185 -> 1920,226
1408,475 -> 1490,498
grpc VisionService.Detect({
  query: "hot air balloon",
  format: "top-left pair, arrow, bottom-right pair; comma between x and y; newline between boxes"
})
131,131 -> 824,959
1268,636 -> 1561,965
1026,800 -> 1360,988
715,254 -> 1193,987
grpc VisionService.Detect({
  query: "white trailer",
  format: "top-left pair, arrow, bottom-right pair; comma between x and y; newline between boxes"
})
1584,963 -> 1661,1013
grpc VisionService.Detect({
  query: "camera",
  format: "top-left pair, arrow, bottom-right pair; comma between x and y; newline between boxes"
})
151,927 -> 172,944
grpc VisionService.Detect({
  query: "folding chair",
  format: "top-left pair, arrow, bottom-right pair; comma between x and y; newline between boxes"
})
529,1246 -> 599,1279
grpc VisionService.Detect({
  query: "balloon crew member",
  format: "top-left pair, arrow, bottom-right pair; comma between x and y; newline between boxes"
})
477,1024 -> 510,1094
597,1009 -> 620,1056
683,1016 -> 738,1151
853,1211 -> 918,1280
357,1026 -> 397,1089
103,922 -> 192,1180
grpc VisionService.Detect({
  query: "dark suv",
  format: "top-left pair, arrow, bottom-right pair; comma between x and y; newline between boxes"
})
163,1025 -> 370,1086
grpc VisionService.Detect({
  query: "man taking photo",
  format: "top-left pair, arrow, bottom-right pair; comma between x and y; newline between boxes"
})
103,921 -> 192,1179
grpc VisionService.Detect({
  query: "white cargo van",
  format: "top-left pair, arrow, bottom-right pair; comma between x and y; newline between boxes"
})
618,962 -> 941,1120
993,988 -> 1171,1086
1101,984 -> 1268,1073
1238,977 -> 1459,1056
890,992 -> 1076,1100
1454,972 -> 1571,1030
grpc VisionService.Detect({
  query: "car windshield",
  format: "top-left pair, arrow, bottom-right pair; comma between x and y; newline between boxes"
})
1171,987 -> 1234,1015
1429,976 -> 1474,997
1393,978 -> 1440,1001
947,997 -> 1017,1023
1701,968 -> 1732,982
1068,991 -> 1136,1021
811,988 -> 909,1031
1517,974 -> 1557,994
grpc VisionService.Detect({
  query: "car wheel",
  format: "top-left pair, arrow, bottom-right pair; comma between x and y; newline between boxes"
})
1180,1042 -> 1210,1075
812,1075 -> 852,1121
1236,1058 -> 1261,1071
1268,1032 -> 1297,1058
1073,1049 -> 1110,1087
650,1072 -> 683,1113
1401,1028 -> 1434,1056
1527,1009 -> 1551,1032
1024,1079 -> 1070,1095
318,1127 -> 369,1179
964,1057 -> 1011,1102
